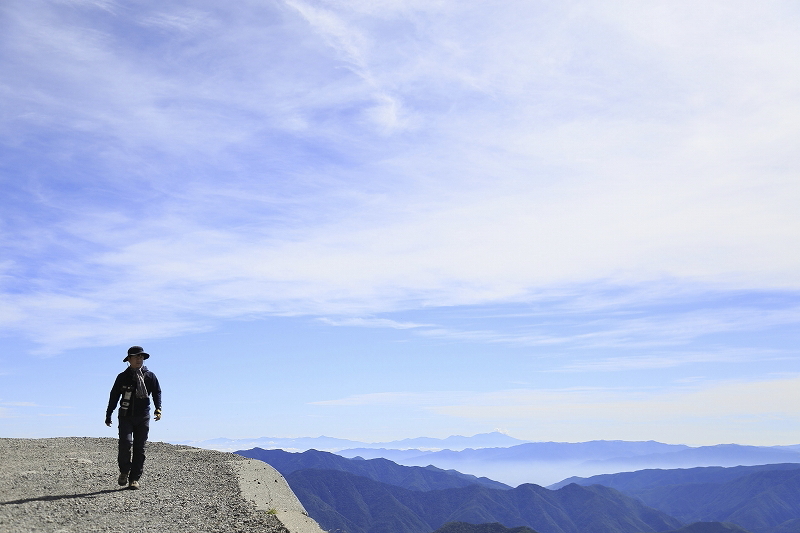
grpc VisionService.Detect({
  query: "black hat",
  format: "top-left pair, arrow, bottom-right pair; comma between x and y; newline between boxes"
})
124,346 -> 150,362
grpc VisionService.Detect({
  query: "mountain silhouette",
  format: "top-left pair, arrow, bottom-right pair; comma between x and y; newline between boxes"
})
236,448 -> 511,491
552,464 -> 800,533
658,523 -> 753,533
550,464 -> 800,491
583,445 -> 800,470
284,468 -> 681,533
431,522 -> 540,533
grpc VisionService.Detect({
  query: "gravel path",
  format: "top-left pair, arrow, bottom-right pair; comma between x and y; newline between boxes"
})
0,437 -> 290,533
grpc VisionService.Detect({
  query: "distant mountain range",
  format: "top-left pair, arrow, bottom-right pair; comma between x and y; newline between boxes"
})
175,431 -> 528,452
236,448 -> 512,491
660,524 -> 753,533
284,469 -> 681,533
236,445 -> 800,533
185,432 -> 800,486
339,440 -> 688,464
582,445 -> 800,469
550,463 -> 800,491
337,441 -> 800,487
550,463 -> 800,533
236,446 -> 680,533
432,523 -> 539,533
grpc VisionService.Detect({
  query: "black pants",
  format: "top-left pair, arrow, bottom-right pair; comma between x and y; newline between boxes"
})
118,413 -> 150,480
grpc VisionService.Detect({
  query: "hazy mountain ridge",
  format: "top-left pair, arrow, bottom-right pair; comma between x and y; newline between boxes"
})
235,447 -> 512,491
188,435 -> 800,486
550,464 -> 800,491
551,464 -> 800,533
284,468 -> 682,533
636,469 -> 800,533
337,440 -> 690,463
582,445 -> 800,469
178,431 -> 528,453
337,441 -> 800,487
233,443 -> 800,533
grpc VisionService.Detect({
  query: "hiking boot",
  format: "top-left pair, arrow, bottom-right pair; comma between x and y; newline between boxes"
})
118,472 -> 129,486
128,480 -> 140,490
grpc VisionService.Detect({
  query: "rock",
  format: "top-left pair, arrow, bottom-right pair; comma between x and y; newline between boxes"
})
0,437 -> 325,533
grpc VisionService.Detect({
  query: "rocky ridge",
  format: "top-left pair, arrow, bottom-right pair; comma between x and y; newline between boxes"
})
0,437 -> 325,533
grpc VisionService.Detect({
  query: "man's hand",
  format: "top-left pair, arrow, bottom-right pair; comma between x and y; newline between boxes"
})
105,418 -> 112,427
154,409 -> 162,421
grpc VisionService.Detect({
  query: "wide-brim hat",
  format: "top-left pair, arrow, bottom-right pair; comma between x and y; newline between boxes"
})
124,345 -> 150,362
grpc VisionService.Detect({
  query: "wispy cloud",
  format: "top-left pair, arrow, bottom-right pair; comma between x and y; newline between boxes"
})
319,317 -> 432,329
551,348 -> 794,373
1,1 -> 799,352
311,391 -> 452,407
0,401 -> 38,418
137,9 -> 212,33
315,298 -> 800,357
312,377 -> 800,419
312,376 -> 800,444
428,377 -> 800,424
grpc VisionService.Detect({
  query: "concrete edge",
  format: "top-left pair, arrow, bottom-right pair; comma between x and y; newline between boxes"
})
230,459 -> 327,533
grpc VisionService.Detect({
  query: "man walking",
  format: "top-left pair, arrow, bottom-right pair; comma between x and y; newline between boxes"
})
106,346 -> 162,489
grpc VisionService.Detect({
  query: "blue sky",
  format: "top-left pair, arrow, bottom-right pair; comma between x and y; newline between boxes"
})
2,0 -> 800,446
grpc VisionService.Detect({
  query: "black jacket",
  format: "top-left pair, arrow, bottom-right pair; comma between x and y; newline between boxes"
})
106,366 -> 162,420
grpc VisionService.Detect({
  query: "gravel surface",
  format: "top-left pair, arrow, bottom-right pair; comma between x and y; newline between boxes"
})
0,437 -> 290,533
